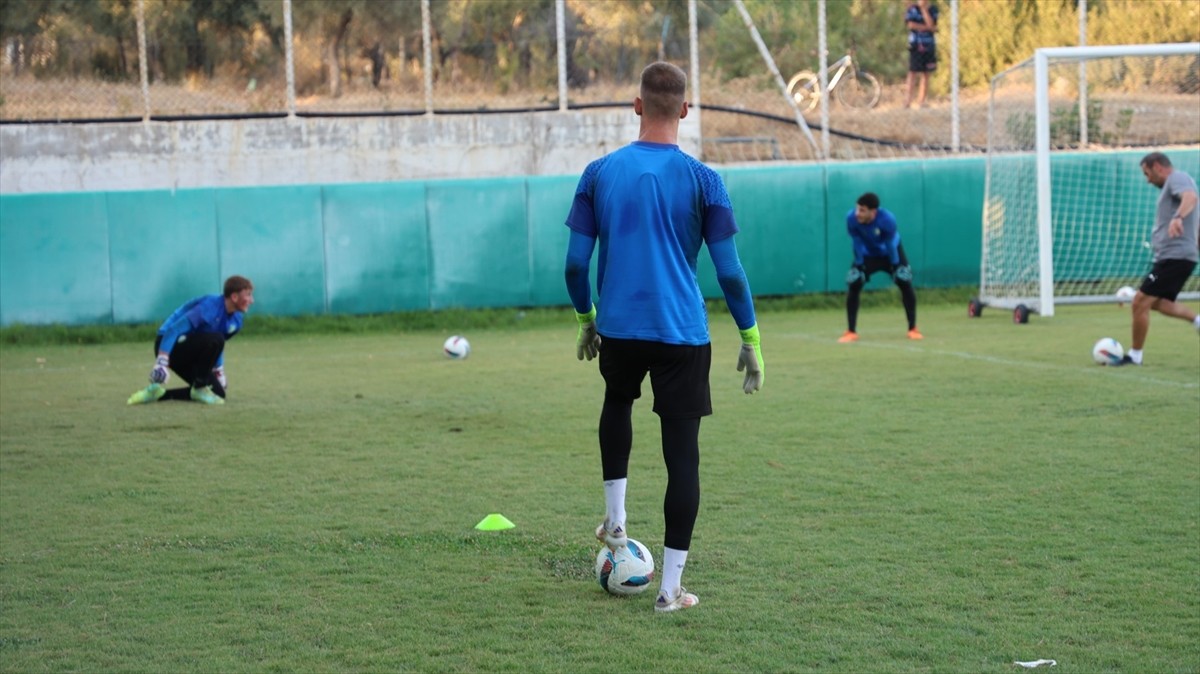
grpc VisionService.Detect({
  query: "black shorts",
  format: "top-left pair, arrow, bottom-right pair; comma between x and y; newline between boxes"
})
598,337 -> 712,420
860,245 -> 910,280
1141,259 -> 1198,301
154,333 -> 225,386
909,45 -> 937,72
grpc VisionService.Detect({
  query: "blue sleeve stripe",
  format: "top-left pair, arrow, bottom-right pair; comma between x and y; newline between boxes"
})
565,192 -> 596,236
564,230 -> 595,314
709,237 -> 756,330
565,158 -> 604,236
703,204 -> 738,243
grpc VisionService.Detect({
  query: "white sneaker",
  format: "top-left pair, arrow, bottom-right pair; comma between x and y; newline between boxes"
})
655,587 -> 699,613
594,520 -> 627,551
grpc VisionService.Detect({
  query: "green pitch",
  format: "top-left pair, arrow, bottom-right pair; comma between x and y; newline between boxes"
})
1,302 -> 1197,673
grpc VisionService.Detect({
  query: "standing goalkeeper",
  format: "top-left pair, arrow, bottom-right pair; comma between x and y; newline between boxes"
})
564,61 -> 764,614
839,192 -> 922,343
126,275 -> 254,406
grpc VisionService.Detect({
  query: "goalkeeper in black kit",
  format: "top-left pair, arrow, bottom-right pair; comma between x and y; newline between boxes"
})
839,192 -> 923,343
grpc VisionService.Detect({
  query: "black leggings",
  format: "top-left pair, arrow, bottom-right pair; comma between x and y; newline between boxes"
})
847,248 -> 917,332
599,393 -> 701,551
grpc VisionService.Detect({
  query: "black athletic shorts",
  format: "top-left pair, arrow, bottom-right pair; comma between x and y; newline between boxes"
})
858,244 -> 910,280
1141,258 -> 1198,302
908,45 -> 937,72
154,333 -> 225,387
598,337 -> 712,420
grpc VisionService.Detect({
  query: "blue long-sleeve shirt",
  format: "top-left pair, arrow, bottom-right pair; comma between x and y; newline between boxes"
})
157,294 -> 243,367
846,207 -> 902,266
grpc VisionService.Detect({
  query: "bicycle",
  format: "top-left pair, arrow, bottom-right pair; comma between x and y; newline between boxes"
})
786,50 -> 881,111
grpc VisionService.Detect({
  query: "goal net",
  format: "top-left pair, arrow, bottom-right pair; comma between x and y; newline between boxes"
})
981,43 -> 1200,317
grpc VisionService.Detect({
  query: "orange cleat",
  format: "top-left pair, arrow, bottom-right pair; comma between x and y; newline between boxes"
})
907,328 -> 924,340
838,331 -> 859,343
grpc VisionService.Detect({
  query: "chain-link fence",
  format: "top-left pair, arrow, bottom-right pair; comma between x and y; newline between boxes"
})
2,0 -> 1197,163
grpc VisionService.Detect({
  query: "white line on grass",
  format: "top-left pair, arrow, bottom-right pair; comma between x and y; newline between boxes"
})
6,337 -> 1197,390
786,332 -> 1199,389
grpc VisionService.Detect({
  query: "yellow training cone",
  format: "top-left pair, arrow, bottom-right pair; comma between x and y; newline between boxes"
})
475,513 -> 516,531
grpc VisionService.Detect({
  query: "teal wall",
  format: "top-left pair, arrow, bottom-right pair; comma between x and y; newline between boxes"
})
2,157 -> 991,326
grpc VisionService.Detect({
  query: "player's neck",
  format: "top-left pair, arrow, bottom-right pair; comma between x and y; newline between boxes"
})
638,120 -> 679,145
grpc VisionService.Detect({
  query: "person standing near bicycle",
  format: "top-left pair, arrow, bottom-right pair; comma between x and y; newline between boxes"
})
904,0 -> 938,108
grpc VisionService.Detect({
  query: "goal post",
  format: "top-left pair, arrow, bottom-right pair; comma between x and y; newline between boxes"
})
980,42 -> 1200,319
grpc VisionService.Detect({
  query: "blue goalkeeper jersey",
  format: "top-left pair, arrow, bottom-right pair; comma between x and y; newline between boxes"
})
157,294 -> 244,359
846,207 -> 902,266
565,141 -> 739,345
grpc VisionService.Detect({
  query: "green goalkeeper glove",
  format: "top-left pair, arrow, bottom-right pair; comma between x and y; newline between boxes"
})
575,305 -> 601,361
736,324 -> 764,394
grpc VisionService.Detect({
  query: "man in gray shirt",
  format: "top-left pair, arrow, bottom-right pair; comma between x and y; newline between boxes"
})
1117,152 -> 1200,366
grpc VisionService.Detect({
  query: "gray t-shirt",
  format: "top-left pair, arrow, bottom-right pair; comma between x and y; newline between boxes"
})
1152,169 -> 1199,262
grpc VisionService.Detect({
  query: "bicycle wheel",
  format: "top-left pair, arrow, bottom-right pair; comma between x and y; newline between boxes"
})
834,69 -> 881,109
786,71 -> 821,112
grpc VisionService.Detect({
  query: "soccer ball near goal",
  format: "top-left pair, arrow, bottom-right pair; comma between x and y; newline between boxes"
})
595,538 -> 655,596
1092,337 -> 1124,366
1115,286 -> 1136,304
443,335 -> 471,359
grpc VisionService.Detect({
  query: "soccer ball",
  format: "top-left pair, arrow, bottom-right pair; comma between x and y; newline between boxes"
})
1092,337 -> 1124,366
595,538 -> 655,596
443,335 -> 470,359
1115,286 -> 1136,303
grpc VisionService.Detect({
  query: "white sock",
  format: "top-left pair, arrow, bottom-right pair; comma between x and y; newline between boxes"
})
1192,316 -> 1200,330
658,547 -> 688,597
1129,348 -> 1143,364
603,478 -> 627,527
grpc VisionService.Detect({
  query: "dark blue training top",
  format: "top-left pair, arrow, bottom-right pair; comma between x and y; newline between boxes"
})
906,3 -> 938,50
846,207 -> 902,266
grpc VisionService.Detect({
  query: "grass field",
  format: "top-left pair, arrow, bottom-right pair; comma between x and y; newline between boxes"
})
1,299 -> 1198,673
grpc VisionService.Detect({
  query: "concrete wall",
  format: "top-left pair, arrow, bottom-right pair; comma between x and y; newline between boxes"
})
0,110 -> 700,194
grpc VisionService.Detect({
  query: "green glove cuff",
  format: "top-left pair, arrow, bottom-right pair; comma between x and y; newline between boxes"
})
576,305 -> 597,325
738,324 -> 760,346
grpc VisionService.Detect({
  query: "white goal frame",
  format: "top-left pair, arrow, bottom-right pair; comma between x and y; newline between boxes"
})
981,42 -> 1200,318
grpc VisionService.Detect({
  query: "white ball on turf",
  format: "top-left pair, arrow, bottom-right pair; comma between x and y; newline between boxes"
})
1092,337 -> 1124,366
1115,286 -> 1136,303
595,538 -> 654,596
443,335 -> 470,359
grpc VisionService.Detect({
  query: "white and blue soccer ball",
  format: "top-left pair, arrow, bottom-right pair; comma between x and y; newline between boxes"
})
443,335 -> 471,359
1092,337 -> 1124,365
595,538 -> 655,596
1115,286 -> 1136,303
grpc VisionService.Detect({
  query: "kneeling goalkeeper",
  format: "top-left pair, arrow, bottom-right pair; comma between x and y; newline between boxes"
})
126,275 -> 254,406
